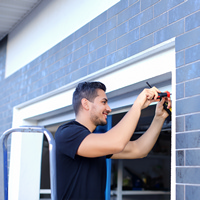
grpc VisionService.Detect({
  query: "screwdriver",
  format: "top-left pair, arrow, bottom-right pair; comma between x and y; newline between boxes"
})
146,82 -> 171,99
157,91 -> 171,99
146,82 -> 172,118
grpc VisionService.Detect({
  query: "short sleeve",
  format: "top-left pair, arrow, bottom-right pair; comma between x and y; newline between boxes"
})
106,154 -> 113,158
56,122 -> 90,159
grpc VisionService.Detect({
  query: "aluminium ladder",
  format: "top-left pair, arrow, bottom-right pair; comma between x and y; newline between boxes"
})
0,126 -> 57,200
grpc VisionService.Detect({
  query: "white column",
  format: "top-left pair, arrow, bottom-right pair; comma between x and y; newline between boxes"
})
8,132 -> 43,200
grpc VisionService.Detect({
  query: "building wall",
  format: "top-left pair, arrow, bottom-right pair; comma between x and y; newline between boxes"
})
5,0 -> 120,77
0,0 -> 200,199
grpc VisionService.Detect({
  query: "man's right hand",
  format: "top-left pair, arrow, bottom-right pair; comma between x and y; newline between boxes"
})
134,87 -> 161,109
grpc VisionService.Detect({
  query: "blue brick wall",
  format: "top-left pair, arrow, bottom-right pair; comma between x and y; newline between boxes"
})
175,1 -> 200,197
0,0 -> 200,199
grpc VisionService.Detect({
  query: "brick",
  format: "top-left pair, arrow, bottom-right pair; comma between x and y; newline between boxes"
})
73,45 -> 88,61
185,10 -> 200,31
154,0 -> 184,17
44,82 -> 55,93
90,11 -> 107,30
40,67 -> 48,78
176,116 -> 184,132
65,61 -> 79,75
186,113 -> 200,131
48,62 -> 60,74
176,167 -> 200,184
186,150 -> 200,166
185,78 -> 200,97
129,0 -> 138,5
169,0 -> 200,24
129,7 -> 153,31
74,24 -> 90,40
128,34 -> 153,57
56,76 -> 69,88
40,51 -> 49,62
1,96 -> 11,106
140,13 -> 168,38
0,123 -> 12,134
176,50 -> 185,68
84,28 -> 98,43
71,51 -> 97,69
0,70 -> 5,81
106,47 -> 127,66
68,66 -> 88,83
176,61 -> 200,83
86,51 -> 97,64
60,34 -> 74,49
107,21 -> 128,43
176,83 -> 184,100
176,131 -> 200,149
48,43 -> 61,57
98,17 -> 116,36
66,43 -> 75,55
55,48 -> 67,62
186,186 -> 200,200
29,72 -> 42,84
89,34 -> 106,52
29,58 -> 38,69
176,27 -> 200,52
117,28 -> 139,49
176,150 -> 184,166
107,0 -> 129,19
88,58 -> 106,74
185,44 -> 200,64
177,96 -> 200,115
27,90 -> 38,101
118,1 -> 140,25
70,29 -> 98,53
49,68 -> 65,83
141,0 -> 159,11
44,55 -> 56,68
176,185 -> 184,200
106,40 -> 117,54
97,40 -> 116,59
154,19 -> 184,45
59,54 -> 73,68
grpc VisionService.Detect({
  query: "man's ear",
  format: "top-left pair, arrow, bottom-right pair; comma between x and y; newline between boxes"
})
81,98 -> 90,110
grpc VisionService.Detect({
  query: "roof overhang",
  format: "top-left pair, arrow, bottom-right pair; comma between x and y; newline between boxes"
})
0,0 -> 42,41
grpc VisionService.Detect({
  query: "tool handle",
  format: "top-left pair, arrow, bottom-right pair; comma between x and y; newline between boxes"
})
163,102 -> 171,115
157,91 -> 170,99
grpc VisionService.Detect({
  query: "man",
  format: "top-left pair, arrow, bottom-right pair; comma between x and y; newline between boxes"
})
55,81 -> 171,200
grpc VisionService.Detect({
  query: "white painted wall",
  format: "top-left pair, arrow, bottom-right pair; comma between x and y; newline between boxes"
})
5,0 -> 120,77
9,132 -> 43,200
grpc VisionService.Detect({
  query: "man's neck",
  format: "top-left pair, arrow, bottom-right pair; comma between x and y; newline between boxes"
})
75,117 -> 96,132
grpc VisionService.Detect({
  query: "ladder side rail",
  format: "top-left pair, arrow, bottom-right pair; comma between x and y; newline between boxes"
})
42,128 -> 57,200
0,128 -> 16,200
0,127 -> 57,200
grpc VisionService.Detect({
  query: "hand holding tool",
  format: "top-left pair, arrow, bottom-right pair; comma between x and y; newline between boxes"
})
146,82 -> 171,99
146,82 -> 171,119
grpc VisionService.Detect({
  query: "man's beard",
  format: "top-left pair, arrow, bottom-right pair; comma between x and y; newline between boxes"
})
90,114 -> 107,127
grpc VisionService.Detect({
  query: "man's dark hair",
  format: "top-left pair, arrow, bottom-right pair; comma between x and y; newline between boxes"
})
72,81 -> 106,115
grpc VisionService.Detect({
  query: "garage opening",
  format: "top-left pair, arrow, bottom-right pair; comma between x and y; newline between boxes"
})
41,102 -> 171,200
110,105 -> 171,200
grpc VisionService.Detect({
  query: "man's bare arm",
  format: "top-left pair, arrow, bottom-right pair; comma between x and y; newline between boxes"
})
111,98 -> 170,159
77,88 -> 162,158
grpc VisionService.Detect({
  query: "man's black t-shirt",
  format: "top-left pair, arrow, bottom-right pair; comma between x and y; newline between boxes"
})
55,121 -> 108,200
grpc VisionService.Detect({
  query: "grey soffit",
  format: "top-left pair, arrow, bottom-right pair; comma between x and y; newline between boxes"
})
0,0 -> 42,41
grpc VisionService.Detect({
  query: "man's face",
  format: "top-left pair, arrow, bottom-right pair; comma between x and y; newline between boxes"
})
89,89 -> 111,126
